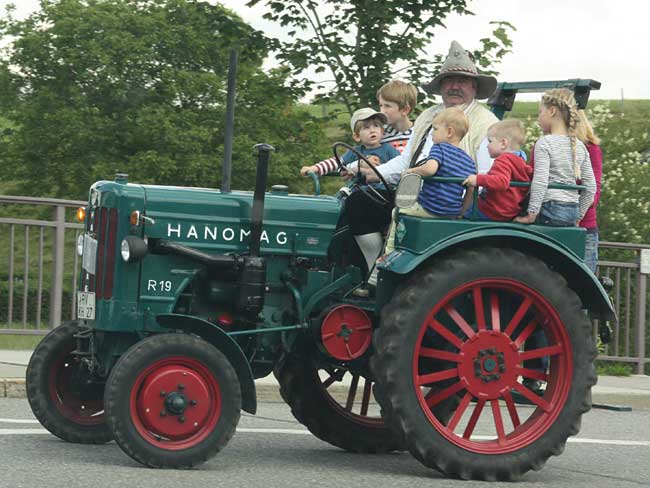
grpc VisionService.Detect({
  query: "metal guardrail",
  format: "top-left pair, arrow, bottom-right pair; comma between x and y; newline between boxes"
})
0,196 -> 648,373
0,195 -> 85,333
596,241 -> 650,374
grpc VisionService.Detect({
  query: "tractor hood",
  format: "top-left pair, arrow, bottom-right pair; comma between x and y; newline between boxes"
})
141,185 -> 341,257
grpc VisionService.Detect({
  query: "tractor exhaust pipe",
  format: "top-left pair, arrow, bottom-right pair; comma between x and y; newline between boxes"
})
221,48 -> 238,193
249,143 -> 274,257
236,143 -> 273,316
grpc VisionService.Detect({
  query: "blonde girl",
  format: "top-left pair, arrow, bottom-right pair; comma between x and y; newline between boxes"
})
514,88 -> 596,226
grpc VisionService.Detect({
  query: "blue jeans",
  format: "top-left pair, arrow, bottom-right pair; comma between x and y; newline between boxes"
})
537,200 -> 578,227
584,229 -> 599,272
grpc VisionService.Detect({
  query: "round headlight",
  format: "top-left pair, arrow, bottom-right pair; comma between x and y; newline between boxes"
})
120,236 -> 148,263
77,234 -> 85,257
120,239 -> 131,262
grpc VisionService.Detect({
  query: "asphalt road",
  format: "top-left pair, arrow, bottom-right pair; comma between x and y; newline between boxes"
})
1,398 -> 649,488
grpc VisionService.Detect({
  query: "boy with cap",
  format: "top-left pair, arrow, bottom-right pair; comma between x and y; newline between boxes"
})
300,108 -> 400,177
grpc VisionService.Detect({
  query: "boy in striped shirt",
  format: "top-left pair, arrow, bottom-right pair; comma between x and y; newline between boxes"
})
385,107 -> 475,253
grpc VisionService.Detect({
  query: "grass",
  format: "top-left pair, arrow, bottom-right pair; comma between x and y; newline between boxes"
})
0,333 -> 44,350
596,360 -> 634,377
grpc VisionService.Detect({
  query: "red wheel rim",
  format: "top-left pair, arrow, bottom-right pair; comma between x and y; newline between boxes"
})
321,305 -> 372,361
47,349 -> 104,425
129,357 -> 221,450
317,367 -> 384,428
412,279 -> 573,454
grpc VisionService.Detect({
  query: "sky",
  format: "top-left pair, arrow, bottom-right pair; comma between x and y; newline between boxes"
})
1,0 -> 648,101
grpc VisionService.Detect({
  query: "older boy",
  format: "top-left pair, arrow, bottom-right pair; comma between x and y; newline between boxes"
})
463,119 -> 532,220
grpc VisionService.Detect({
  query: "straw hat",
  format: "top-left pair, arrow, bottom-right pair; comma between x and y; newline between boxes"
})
423,40 -> 497,100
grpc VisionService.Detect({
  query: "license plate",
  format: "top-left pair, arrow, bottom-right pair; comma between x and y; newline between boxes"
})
77,292 -> 96,320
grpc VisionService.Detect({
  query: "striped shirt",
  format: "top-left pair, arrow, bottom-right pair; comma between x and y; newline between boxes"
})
419,143 -> 475,216
311,124 -> 413,175
528,135 -> 596,219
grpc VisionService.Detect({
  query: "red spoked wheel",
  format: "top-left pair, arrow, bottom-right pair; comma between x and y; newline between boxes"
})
105,334 -> 241,468
275,342 -> 405,453
372,248 -> 597,481
26,322 -> 112,444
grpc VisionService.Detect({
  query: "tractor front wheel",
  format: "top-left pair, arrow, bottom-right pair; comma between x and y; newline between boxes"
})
372,247 -> 597,480
104,333 -> 241,468
26,321 -> 111,444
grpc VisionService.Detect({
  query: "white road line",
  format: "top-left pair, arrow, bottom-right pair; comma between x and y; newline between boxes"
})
0,424 -> 648,446
0,418 -> 40,424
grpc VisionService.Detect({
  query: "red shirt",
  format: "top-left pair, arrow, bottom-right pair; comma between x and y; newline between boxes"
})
476,153 -> 533,221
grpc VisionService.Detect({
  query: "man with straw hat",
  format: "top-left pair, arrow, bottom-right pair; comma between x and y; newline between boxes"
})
348,41 -> 499,287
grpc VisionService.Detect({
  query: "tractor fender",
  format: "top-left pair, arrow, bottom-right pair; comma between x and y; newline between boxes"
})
156,314 -> 257,414
381,228 -> 616,322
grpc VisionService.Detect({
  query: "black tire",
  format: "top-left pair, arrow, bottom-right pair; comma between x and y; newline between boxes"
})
371,247 -> 597,481
275,345 -> 405,453
26,321 -> 112,444
104,333 -> 241,468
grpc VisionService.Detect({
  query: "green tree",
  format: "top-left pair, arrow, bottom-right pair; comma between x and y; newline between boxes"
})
248,0 -> 514,112
0,0 -> 328,198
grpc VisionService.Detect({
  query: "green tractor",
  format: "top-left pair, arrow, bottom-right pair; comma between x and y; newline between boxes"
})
26,78 -> 614,480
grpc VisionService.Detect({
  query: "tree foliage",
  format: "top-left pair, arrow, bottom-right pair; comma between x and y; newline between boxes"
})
248,0 -> 515,112
0,0 -> 328,198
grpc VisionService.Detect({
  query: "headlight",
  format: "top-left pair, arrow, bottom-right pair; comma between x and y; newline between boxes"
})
77,234 -> 85,256
120,236 -> 148,262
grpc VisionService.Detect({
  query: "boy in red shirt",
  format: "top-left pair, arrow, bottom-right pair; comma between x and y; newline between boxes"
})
463,119 -> 532,221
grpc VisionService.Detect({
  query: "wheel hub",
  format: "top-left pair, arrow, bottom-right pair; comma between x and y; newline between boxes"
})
458,330 -> 519,399
164,391 -> 188,415
136,365 -> 213,439
320,305 -> 372,361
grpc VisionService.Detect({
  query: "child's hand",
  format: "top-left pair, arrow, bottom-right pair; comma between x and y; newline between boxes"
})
513,213 -> 537,224
367,155 -> 381,166
463,174 -> 478,187
300,165 -> 318,177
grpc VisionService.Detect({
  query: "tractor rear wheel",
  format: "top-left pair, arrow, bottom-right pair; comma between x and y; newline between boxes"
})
26,321 -> 111,444
372,247 -> 597,481
104,333 -> 241,468
275,343 -> 404,453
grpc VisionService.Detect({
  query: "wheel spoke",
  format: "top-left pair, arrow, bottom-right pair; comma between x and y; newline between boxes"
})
514,320 -> 539,348
503,296 -> 533,337
429,319 -> 464,349
491,399 -> 506,445
472,286 -> 487,331
322,370 -> 342,389
425,381 -> 465,408
418,368 -> 458,386
419,347 -> 461,362
463,399 -> 486,439
502,390 -> 521,428
512,383 -> 552,412
360,378 -> 372,416
517,367 -> 548,381
519,344 -> 563,361
447,392 -> 473,432
345,374 -> 360,411
444,304 -> 476,339
490,292 -> 501,331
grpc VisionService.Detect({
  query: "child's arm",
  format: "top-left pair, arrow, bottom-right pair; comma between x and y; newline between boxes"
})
300,165 -> 320,177
475,158 -> 511,191
460,187 -> 474,216
515,140 -> 549,224
406,158 -> 439,177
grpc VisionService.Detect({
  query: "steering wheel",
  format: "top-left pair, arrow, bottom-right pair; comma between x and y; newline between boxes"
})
332,142 -> 394,207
